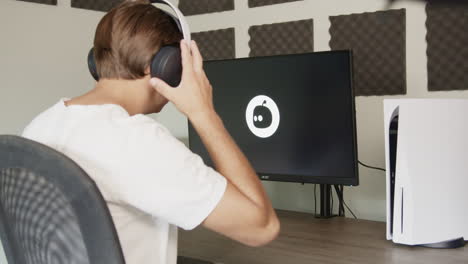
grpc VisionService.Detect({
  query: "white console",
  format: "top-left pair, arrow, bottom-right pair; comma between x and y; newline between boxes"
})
384,99 -> 468,248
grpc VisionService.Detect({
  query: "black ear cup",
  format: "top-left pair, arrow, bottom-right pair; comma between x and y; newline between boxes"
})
87,45 -> 182,85
150,45 -> 182,87
87,48 -> 99,81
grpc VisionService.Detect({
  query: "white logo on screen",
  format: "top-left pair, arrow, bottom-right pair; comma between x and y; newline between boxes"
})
245,95 -> 280,138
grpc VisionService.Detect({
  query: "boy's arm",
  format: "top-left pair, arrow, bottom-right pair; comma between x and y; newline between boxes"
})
150,40 -> 279,246
190,110 -> 279,246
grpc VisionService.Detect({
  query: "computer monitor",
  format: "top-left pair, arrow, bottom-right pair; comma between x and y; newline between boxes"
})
188,51 -> 359,186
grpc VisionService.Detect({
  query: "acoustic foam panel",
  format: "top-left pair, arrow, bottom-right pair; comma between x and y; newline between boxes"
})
248,0 -> 302,8
426,4 -> 468,91
71,0 -> 122,12
191,28 -> 235,61
16,0 -> 56,5
248,19 -> 314,57
178,0 -> 234,16
330,9 -> 406,96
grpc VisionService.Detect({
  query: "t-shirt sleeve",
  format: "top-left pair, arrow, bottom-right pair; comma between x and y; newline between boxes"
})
118,121 -> 227,230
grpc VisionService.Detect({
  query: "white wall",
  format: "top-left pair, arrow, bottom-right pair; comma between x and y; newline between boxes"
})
1,1 -> 468,260
0,0 -> 100,134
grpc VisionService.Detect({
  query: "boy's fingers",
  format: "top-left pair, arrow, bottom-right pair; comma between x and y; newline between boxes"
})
191,40 -> 203,71
180,40 -> 193,74
150,78 -> 174,101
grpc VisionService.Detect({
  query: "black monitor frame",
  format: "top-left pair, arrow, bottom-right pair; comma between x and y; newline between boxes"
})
188,50 -> 359,186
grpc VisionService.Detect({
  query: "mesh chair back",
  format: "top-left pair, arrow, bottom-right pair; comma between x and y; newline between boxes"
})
0,135 -> 125,264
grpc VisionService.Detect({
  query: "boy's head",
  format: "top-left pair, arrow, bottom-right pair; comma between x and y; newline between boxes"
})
93,0 -> 183,80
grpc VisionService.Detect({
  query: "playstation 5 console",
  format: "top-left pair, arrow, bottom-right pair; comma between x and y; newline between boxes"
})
384,99 -> 468,248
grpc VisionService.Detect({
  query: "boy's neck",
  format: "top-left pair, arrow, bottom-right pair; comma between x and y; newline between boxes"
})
65,77 -> 167,115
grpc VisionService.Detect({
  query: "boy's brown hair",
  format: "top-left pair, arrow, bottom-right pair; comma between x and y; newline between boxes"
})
94,0 -> 183,80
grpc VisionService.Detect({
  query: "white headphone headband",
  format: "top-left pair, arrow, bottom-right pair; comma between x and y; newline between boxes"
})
151,0 -> 191,43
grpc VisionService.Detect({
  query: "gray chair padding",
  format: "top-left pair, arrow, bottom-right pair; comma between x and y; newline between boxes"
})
179,0 -> 234,16
330,9 -> 406,96
192,28 -> 236,61
0,135 -> 125,264
16,0 -> 57,5
248,19 -> 314,57
426,3 -> 468,91
248,0 -> 302,8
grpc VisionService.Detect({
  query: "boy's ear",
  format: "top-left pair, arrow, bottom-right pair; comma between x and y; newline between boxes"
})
144,66 -> 151,75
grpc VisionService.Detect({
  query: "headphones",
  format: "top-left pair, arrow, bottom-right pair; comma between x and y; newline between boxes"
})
87,0 -> 191,87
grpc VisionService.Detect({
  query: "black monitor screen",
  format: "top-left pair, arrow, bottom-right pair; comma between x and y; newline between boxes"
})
188,51 -> 358,186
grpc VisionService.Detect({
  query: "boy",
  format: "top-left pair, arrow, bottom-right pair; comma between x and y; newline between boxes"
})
22,1 -> 279,263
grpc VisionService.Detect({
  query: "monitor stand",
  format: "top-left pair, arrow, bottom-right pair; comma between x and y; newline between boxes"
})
317,184 -> 345,218
318,184 -> 333,218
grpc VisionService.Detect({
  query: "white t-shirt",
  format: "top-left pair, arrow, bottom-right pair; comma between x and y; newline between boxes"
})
22,98 -> 227,264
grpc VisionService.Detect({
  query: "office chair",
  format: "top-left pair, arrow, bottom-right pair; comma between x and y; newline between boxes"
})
0,135 -> 125,264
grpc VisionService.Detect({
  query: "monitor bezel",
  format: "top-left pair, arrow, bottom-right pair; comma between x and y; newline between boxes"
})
188,50 -> 359,186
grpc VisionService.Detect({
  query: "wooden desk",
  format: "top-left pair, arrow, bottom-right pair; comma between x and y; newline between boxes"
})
179,210 -> 468,264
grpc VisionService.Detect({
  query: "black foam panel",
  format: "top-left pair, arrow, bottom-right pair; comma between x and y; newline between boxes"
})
426,4 -> 468,91
179,0 -> 234,16
248,19 -> 314,57
16,0 -> 56,5
71,0 -> 122,12
330,9 -> 406,96
191,28 -> 235,61
248,0 -> 302,8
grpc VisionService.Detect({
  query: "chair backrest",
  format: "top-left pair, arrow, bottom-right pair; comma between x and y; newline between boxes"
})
0,135 -> 125,264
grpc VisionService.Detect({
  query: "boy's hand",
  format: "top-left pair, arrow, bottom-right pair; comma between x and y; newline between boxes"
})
150,40 -> 215,120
